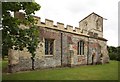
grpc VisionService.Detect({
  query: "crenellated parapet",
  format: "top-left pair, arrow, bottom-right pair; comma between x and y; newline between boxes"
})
37,18 -> 83,35
57,22 -> 64,30
33,16 -> 41,25
33,17 -> 83,35
66,25 -> 73,32
74,27 -> 81,33
14,12 -> 25,20
45,19 -> 53,27
14,12 -> 84,35
14,12 -> 104,37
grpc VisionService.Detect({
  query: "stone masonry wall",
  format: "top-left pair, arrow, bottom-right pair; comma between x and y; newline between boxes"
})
79,12 -> 103,37
8,12 -> 109,72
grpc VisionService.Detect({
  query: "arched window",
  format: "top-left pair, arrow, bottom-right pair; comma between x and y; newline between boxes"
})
77,40 -> 84,55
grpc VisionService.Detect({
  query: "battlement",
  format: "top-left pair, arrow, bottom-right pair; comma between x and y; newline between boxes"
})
75,27 -> 81,33
14,12 -> 25,19
33,16 -> 41,25
57,22 -> 64,30
39,18 -> 82,34
45,19 -> 53,27
66,25 -> 73,32
32,16 -> 82,35
15,12 -> 104,37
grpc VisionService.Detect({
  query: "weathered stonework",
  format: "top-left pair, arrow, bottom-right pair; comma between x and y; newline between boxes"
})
8,12 -> 109,72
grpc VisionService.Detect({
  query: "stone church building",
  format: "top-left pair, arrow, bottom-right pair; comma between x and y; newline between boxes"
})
8,12 -> 109,72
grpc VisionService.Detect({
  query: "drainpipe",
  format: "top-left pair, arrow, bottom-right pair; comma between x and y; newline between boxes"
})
87,36 -> 89,65
61,32 -> 63,66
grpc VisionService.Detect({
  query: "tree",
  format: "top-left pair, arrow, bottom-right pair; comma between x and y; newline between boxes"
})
107,46 -> 117,60
2,2 -> 41,70
107,46 -> 120,61
117,46 -> 120,61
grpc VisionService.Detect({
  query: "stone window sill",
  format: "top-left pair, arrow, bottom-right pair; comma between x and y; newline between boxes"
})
44,55 -> 53,57
77,55 -> 85,57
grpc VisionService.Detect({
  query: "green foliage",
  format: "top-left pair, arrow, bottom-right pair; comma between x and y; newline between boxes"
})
2,2 -> 40,59
116,46 -> 120,61
107,46 -> 120,61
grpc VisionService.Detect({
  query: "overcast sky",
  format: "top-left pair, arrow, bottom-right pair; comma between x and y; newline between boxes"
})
35,0 -> 119,47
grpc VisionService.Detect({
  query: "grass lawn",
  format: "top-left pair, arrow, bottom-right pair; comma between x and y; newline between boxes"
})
2,60 -> 8,70
2,60 -> 118,80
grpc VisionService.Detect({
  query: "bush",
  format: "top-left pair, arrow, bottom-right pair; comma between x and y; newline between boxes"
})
108,46 -> 120,61
109,53 -> 117,60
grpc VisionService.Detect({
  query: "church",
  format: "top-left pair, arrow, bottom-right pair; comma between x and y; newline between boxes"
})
8,12 -> 109,72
